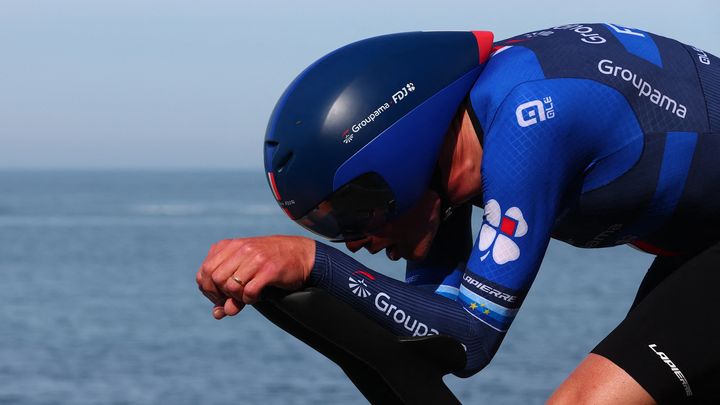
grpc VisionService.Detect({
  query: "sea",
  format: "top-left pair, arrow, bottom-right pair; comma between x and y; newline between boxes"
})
0,170 -> 654,405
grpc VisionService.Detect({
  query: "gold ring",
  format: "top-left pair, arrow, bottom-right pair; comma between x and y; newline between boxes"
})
232,276 -> 245,286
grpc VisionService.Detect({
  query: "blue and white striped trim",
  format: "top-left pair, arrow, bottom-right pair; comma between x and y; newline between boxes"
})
459,286 -> 519,317
459,286 -> 518,331
434,284 -> 460,300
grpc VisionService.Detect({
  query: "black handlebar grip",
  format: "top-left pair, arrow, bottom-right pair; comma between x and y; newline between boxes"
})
253,287 -> 465,404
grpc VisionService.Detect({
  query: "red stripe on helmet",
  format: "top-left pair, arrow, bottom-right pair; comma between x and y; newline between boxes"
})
630,240 -> 683,256
267,172 -> 282,201
471,31 -> 495,64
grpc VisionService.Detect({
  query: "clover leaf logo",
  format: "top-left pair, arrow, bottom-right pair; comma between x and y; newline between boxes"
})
478,199 -> 528,265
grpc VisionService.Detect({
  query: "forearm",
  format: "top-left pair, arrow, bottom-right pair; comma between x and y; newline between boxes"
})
307,241 -> 504,376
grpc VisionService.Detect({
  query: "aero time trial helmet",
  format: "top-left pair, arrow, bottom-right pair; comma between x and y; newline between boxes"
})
264,31 -> 493,241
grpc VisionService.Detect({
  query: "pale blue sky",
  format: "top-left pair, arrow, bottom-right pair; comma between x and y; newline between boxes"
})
1,0 -> 718,169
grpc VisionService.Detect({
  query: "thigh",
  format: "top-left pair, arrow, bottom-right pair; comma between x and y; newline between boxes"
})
592,242 -> 720,404
548,353 -> 655,405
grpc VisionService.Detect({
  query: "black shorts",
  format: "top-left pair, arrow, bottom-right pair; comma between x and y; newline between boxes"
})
592,242 -> 720,404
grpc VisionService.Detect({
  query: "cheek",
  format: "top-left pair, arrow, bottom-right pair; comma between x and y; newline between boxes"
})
409,217 -> 441,258
401,205 -> 442,258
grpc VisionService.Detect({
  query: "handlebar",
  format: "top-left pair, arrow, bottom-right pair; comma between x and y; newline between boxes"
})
254,287 -> 465,405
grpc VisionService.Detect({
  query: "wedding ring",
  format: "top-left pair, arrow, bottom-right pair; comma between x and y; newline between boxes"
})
232,276 -> 245,286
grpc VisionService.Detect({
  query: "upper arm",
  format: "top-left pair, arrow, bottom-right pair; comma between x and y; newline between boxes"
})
459,79 -> 590,332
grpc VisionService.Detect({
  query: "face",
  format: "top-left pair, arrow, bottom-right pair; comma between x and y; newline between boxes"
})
345,189 -> 442,261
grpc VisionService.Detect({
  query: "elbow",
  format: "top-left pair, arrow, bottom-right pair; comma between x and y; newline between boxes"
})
454,323 -> 505,377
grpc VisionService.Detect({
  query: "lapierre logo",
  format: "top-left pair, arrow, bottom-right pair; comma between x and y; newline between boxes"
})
463,274 -> 518,304
585,223 -> 623,248
516,97 -> 555,127
342,82 -> 416,144
648,344 -> 693,397
598,59 -> 687,119
375,292 -> 439,336
478,199 -> 528,264
348,270 -> 374,298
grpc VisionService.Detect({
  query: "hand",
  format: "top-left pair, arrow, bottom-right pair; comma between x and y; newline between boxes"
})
196,235 -> 316,320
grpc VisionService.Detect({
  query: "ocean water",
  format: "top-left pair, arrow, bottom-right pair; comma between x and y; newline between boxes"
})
0,170 -> 654,405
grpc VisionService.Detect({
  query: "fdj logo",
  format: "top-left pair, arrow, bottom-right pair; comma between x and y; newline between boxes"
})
515,97 -> 555,127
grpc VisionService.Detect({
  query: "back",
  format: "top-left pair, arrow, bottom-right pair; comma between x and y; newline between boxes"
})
470,23 -> 720,255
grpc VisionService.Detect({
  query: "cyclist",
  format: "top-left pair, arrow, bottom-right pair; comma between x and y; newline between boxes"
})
197,24 -> 720,404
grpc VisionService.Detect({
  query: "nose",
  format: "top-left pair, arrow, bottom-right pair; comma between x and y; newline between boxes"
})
345,238 -> 369,253
346,236 -> 393,255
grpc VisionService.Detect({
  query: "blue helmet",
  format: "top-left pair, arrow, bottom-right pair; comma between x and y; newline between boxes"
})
264,31 -> 493,241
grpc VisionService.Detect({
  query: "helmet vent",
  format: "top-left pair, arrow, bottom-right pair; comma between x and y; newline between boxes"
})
273,149 -> 294,173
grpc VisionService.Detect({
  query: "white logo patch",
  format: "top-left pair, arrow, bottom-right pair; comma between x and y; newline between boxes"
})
478,199 -> 528,264
516,97 -> 555,127
342,83 -> 416,144
348,276 -> 371,298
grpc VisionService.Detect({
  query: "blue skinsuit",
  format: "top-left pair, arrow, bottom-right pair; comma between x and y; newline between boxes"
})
307,23 -> 720,376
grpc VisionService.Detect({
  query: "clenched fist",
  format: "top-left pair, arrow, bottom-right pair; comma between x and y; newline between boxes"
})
196,235 -> 316,319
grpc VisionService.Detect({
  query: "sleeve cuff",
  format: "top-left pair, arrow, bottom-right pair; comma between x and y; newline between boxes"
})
307,240 -> 331,287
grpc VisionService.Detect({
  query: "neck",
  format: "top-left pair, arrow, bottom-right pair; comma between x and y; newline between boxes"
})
437,106 -> 483,205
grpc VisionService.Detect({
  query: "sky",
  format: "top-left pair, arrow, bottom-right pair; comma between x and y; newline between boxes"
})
1,0 -> 718,169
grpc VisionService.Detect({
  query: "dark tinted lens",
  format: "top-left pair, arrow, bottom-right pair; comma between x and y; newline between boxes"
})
296,173 -> 396,242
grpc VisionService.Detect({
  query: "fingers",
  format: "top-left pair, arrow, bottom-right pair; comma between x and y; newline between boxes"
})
224,271 -> 247,301
198,236 -> 316,319
203,239 -> 242,273
211,297 -> 245,320
238,264 -> 278,304
223,297 -> 245,316
210,246 -> 257,292
205,239 -> 230,261
198,239 -> 242,302
213,305 -> 226,320
200,288 -> 224,306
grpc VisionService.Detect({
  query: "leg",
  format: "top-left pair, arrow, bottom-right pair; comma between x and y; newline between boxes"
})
547,353 -> 655,405
553,241 -> 720,404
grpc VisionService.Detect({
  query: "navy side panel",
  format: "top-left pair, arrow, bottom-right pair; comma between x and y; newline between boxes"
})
553,133 -> 665,247
643,131 -> 720,252
684,44 -> 720,132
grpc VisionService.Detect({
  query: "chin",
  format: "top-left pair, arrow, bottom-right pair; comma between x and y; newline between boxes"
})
403,244 -> 431,261
388,247 -> 423,261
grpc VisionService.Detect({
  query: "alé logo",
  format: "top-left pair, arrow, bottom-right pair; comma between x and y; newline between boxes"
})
516,96 -> 555,127
348,270 -> 375,298
478,199 -> 528,264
